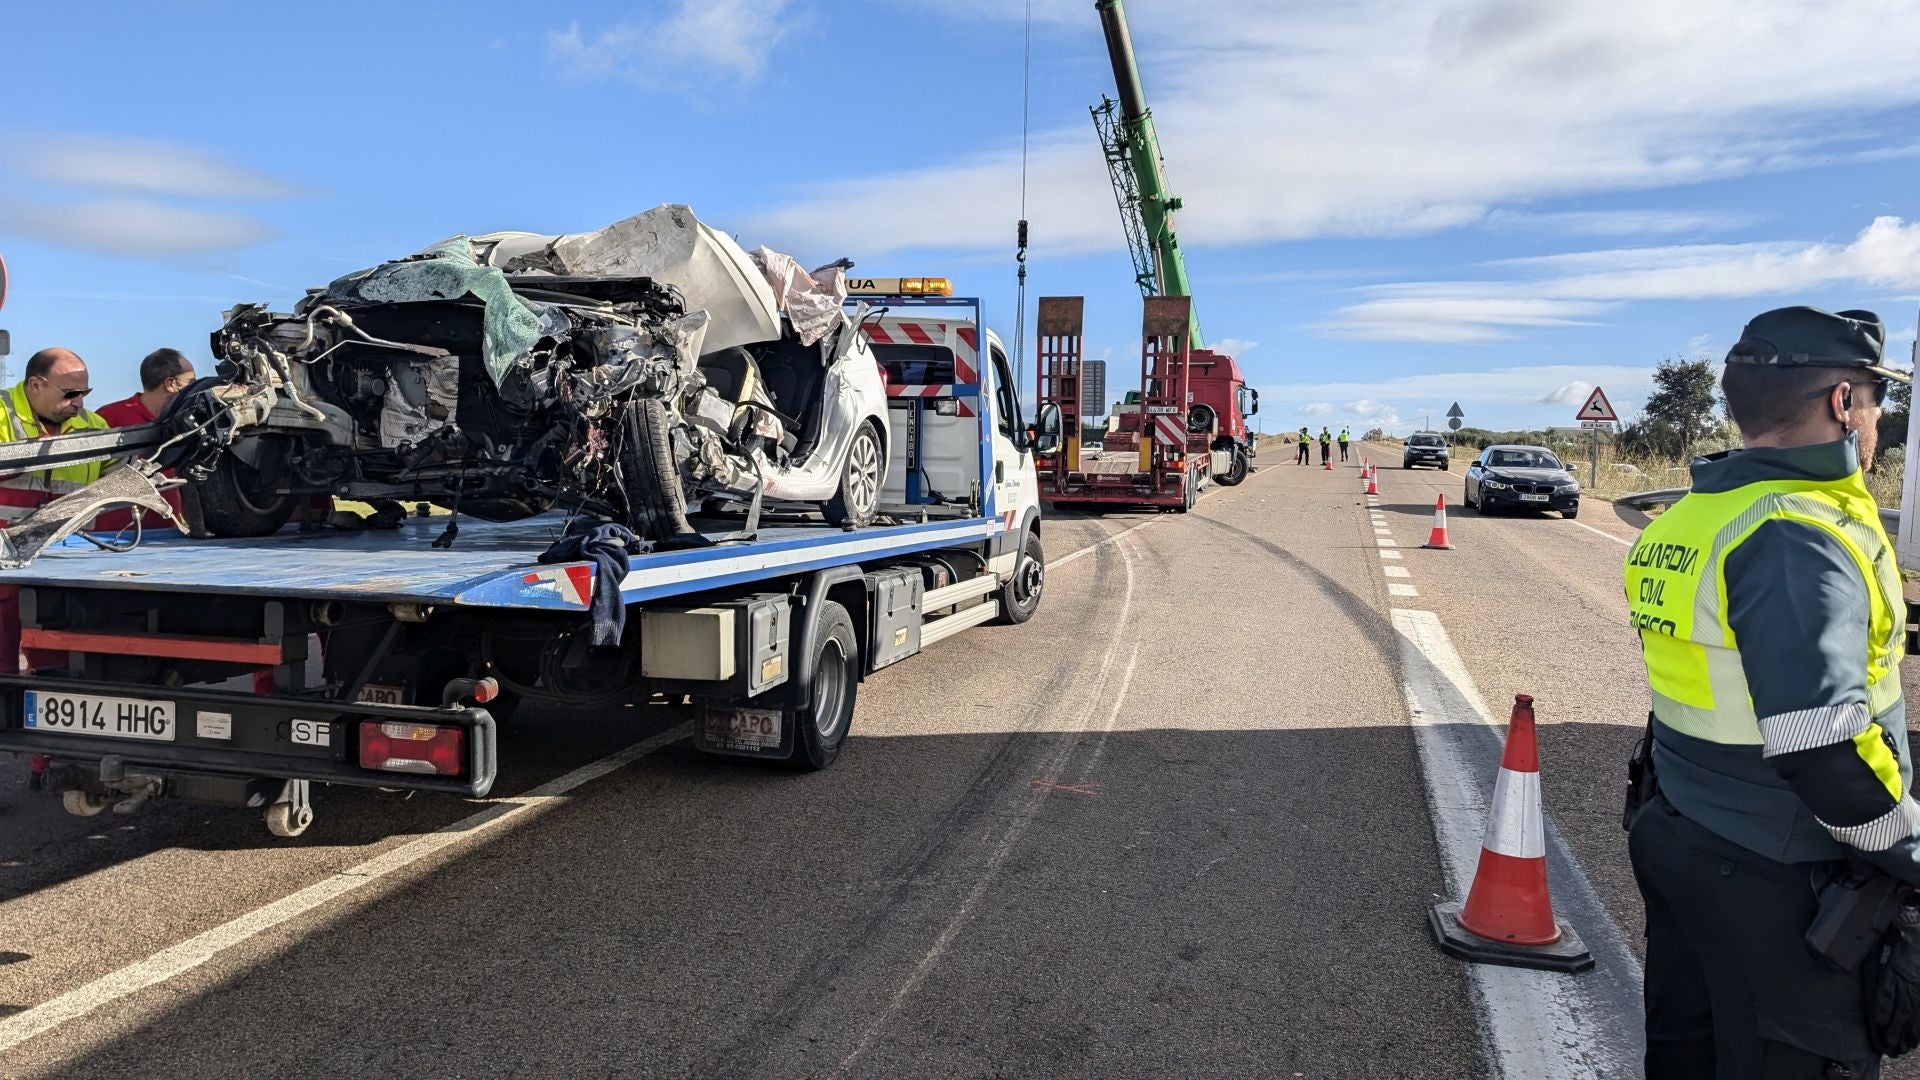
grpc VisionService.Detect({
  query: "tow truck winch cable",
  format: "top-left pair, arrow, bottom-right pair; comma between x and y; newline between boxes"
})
1011,0 -> 1032,392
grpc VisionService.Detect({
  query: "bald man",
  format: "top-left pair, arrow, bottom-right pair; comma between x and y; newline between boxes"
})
0,348 -> 111,672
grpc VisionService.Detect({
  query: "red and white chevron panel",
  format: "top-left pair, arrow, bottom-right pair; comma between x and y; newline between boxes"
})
1152,415 -> 1187,446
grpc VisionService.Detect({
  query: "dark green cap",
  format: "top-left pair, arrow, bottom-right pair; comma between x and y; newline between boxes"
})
1725,305 -> 1909,382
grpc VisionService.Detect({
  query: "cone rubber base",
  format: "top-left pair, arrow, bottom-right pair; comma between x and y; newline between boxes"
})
1429,901 -> 1593,973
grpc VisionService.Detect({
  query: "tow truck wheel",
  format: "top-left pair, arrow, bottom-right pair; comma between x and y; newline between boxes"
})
993,529 -> 1045,625
788,600 -> 858,771
61,789 -> 110,817
265,800 -> 313,838
1216,445 -> 1249,486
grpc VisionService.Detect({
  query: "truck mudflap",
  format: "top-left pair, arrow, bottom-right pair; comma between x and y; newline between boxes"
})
0,676 -> 498,799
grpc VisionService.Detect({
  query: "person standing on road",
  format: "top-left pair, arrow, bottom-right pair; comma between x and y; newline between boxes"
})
1297,426 -> 1310,465
1318,426 -> 1332,465
1624,306 -> 1918,1078
1338,426 -> 1351,461
0,348 -> 110,674
94,347 -> 194,534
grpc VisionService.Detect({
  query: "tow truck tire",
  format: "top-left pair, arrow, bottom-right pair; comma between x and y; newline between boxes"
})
788,600 -> 858,771
62,789 -> 110,817
1216,445 -> 1249,486
196,439 -> 298,538
993,529 -> 1045,625
823,421 -> 883,529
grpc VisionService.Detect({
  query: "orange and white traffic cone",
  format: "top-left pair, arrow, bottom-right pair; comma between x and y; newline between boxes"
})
1430,695 -> 1592,972
1323,453 -> 1333,471
1365,470 -> 1380,496
1422,495 -> 1453,549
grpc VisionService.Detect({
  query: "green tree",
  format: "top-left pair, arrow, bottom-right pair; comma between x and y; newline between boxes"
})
1878,375 -> 1911,451
1636,358 -> 1725,458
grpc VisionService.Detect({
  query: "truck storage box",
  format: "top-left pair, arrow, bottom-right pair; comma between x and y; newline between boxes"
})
867,567 -> 922,672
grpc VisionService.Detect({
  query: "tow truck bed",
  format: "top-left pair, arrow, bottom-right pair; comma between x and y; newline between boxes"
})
0,512 -> 1003,608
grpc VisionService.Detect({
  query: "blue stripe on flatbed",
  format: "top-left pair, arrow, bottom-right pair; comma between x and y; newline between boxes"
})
0,514 -> 1001,610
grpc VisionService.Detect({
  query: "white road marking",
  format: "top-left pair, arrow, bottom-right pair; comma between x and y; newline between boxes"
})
1570,520 -> 1632,546
1391,608 -> 1641,1078
1051,518 -> 1158,570
0,723 -> 693,1055
1380,550 -> 1403,560
1378,539 -> 1398,547
1384,566 -> 1411,578
837,536 -> 1145,1074
1388,583 -> 1419,597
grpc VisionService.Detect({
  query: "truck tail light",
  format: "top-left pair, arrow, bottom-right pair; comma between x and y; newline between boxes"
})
358,721 -> 465,776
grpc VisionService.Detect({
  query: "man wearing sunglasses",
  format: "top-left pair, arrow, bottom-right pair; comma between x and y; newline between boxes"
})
1624,306 -> 1914,1077
0,347 -> 112,674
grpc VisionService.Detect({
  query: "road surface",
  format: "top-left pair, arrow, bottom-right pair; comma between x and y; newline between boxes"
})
4,447 -> 1912,1077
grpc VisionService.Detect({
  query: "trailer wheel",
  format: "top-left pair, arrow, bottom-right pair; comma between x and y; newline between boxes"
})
993,528 -> 1045,625
61,789 -> 110,817
1176,478 -> 1197,513
789,600 -> 858,770
1216,445 -> 1249,486
196,439 -> 298,538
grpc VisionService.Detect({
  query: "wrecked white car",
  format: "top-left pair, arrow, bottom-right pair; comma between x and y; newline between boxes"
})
165,205 -> 890,545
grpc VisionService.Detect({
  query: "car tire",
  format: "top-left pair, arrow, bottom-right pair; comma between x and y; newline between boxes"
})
993,528 -> 1045,625
1464,484 -> 1475,510
619,397 -> 696,542
823,421 -> 883,529
1441,459 -> 1450,471
788,600 -> 858,771
195,437 -> 299,538
1563,504 -> 1579,520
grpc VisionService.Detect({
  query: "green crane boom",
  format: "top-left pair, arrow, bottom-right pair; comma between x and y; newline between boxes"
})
1092,0 -> 1201,348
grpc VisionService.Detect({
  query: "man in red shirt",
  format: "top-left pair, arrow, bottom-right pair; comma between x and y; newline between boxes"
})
94,347 -> 194,533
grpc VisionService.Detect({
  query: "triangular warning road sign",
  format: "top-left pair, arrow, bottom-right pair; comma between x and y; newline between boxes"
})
1577,386 -> 1618,423
1446,401 -> 1464,419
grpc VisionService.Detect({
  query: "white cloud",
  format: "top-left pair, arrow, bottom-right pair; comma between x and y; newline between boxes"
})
1540,381 -> 1592,406
1298,401 -> 1332,415
1343,399 -> 1404,429
7,134 -> 306,200
0,198 -> 276,256
1210,337 -> 1259,356
747,0 -> 1920,257
549,0 -> 795,85
1322,216 -> 1920,341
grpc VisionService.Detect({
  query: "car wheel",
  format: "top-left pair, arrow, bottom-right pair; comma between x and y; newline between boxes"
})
993,528 -> 1045,625
823,421 -> 883,528
1464,483 -> 1475,510
619,397 -> 697,542
1441,459 -> 1450,471
788,600 -> 858,771
195,437 -> 299,538
1563,504 -> 1579,520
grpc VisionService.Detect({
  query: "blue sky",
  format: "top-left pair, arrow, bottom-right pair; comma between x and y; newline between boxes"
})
4,0 -> 1919,434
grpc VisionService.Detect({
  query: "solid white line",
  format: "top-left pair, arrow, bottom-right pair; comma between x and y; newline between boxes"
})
1391,608 -> 1637,1079
1051,517 -> 1157,570
1388,583 -> 1419,597
0,724 -> 692,1054
1570,520 -> 1632,546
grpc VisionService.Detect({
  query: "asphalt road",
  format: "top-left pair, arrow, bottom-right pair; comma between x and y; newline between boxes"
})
0,446 -> 1897,1077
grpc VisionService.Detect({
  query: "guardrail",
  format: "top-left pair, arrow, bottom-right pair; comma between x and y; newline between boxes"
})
1618,487 -> 1901,532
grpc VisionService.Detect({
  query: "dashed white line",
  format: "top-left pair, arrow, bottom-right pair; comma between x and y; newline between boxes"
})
1383,565 -> 1411,578
0,723 -> 693,1055
1380,550 -> 1403,560
1388,583 -> 1419,597
1377,539 -> 1398,547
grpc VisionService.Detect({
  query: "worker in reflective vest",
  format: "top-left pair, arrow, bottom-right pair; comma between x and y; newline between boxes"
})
1624,307 -> 1914,1077
1296,426 -> 1310,465
1338,426 -> 1351,462
0,348 -> 109,673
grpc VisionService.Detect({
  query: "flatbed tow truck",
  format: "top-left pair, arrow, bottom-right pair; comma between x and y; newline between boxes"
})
0,287 -> 1062,835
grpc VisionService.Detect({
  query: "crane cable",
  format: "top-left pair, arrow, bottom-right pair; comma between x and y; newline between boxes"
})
1011,0 -> 1032,399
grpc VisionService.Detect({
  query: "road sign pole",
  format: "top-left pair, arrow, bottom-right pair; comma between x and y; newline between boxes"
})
1591,427 -> 1599,488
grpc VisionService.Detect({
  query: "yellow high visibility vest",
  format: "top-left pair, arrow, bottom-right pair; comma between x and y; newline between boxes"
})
0,384 -> 110,523
1625,467 -> 1904,761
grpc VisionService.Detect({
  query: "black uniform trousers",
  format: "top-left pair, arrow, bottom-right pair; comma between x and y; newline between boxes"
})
1296,442 -> 1309,464
1630,793 -> 1880,1078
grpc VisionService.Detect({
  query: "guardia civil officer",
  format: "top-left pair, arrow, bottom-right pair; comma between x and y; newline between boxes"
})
1625,306 -> 1916,1077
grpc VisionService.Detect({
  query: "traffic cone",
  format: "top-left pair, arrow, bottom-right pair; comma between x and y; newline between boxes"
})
1323,454 -> 1333,471
1422,495 -> 1453,549
1365,470 -> 1379,496
1430,695 -> 1593,972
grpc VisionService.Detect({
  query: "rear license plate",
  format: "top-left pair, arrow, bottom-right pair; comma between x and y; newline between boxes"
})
23,690 -> 176,742
1520,493 -> 1550,502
